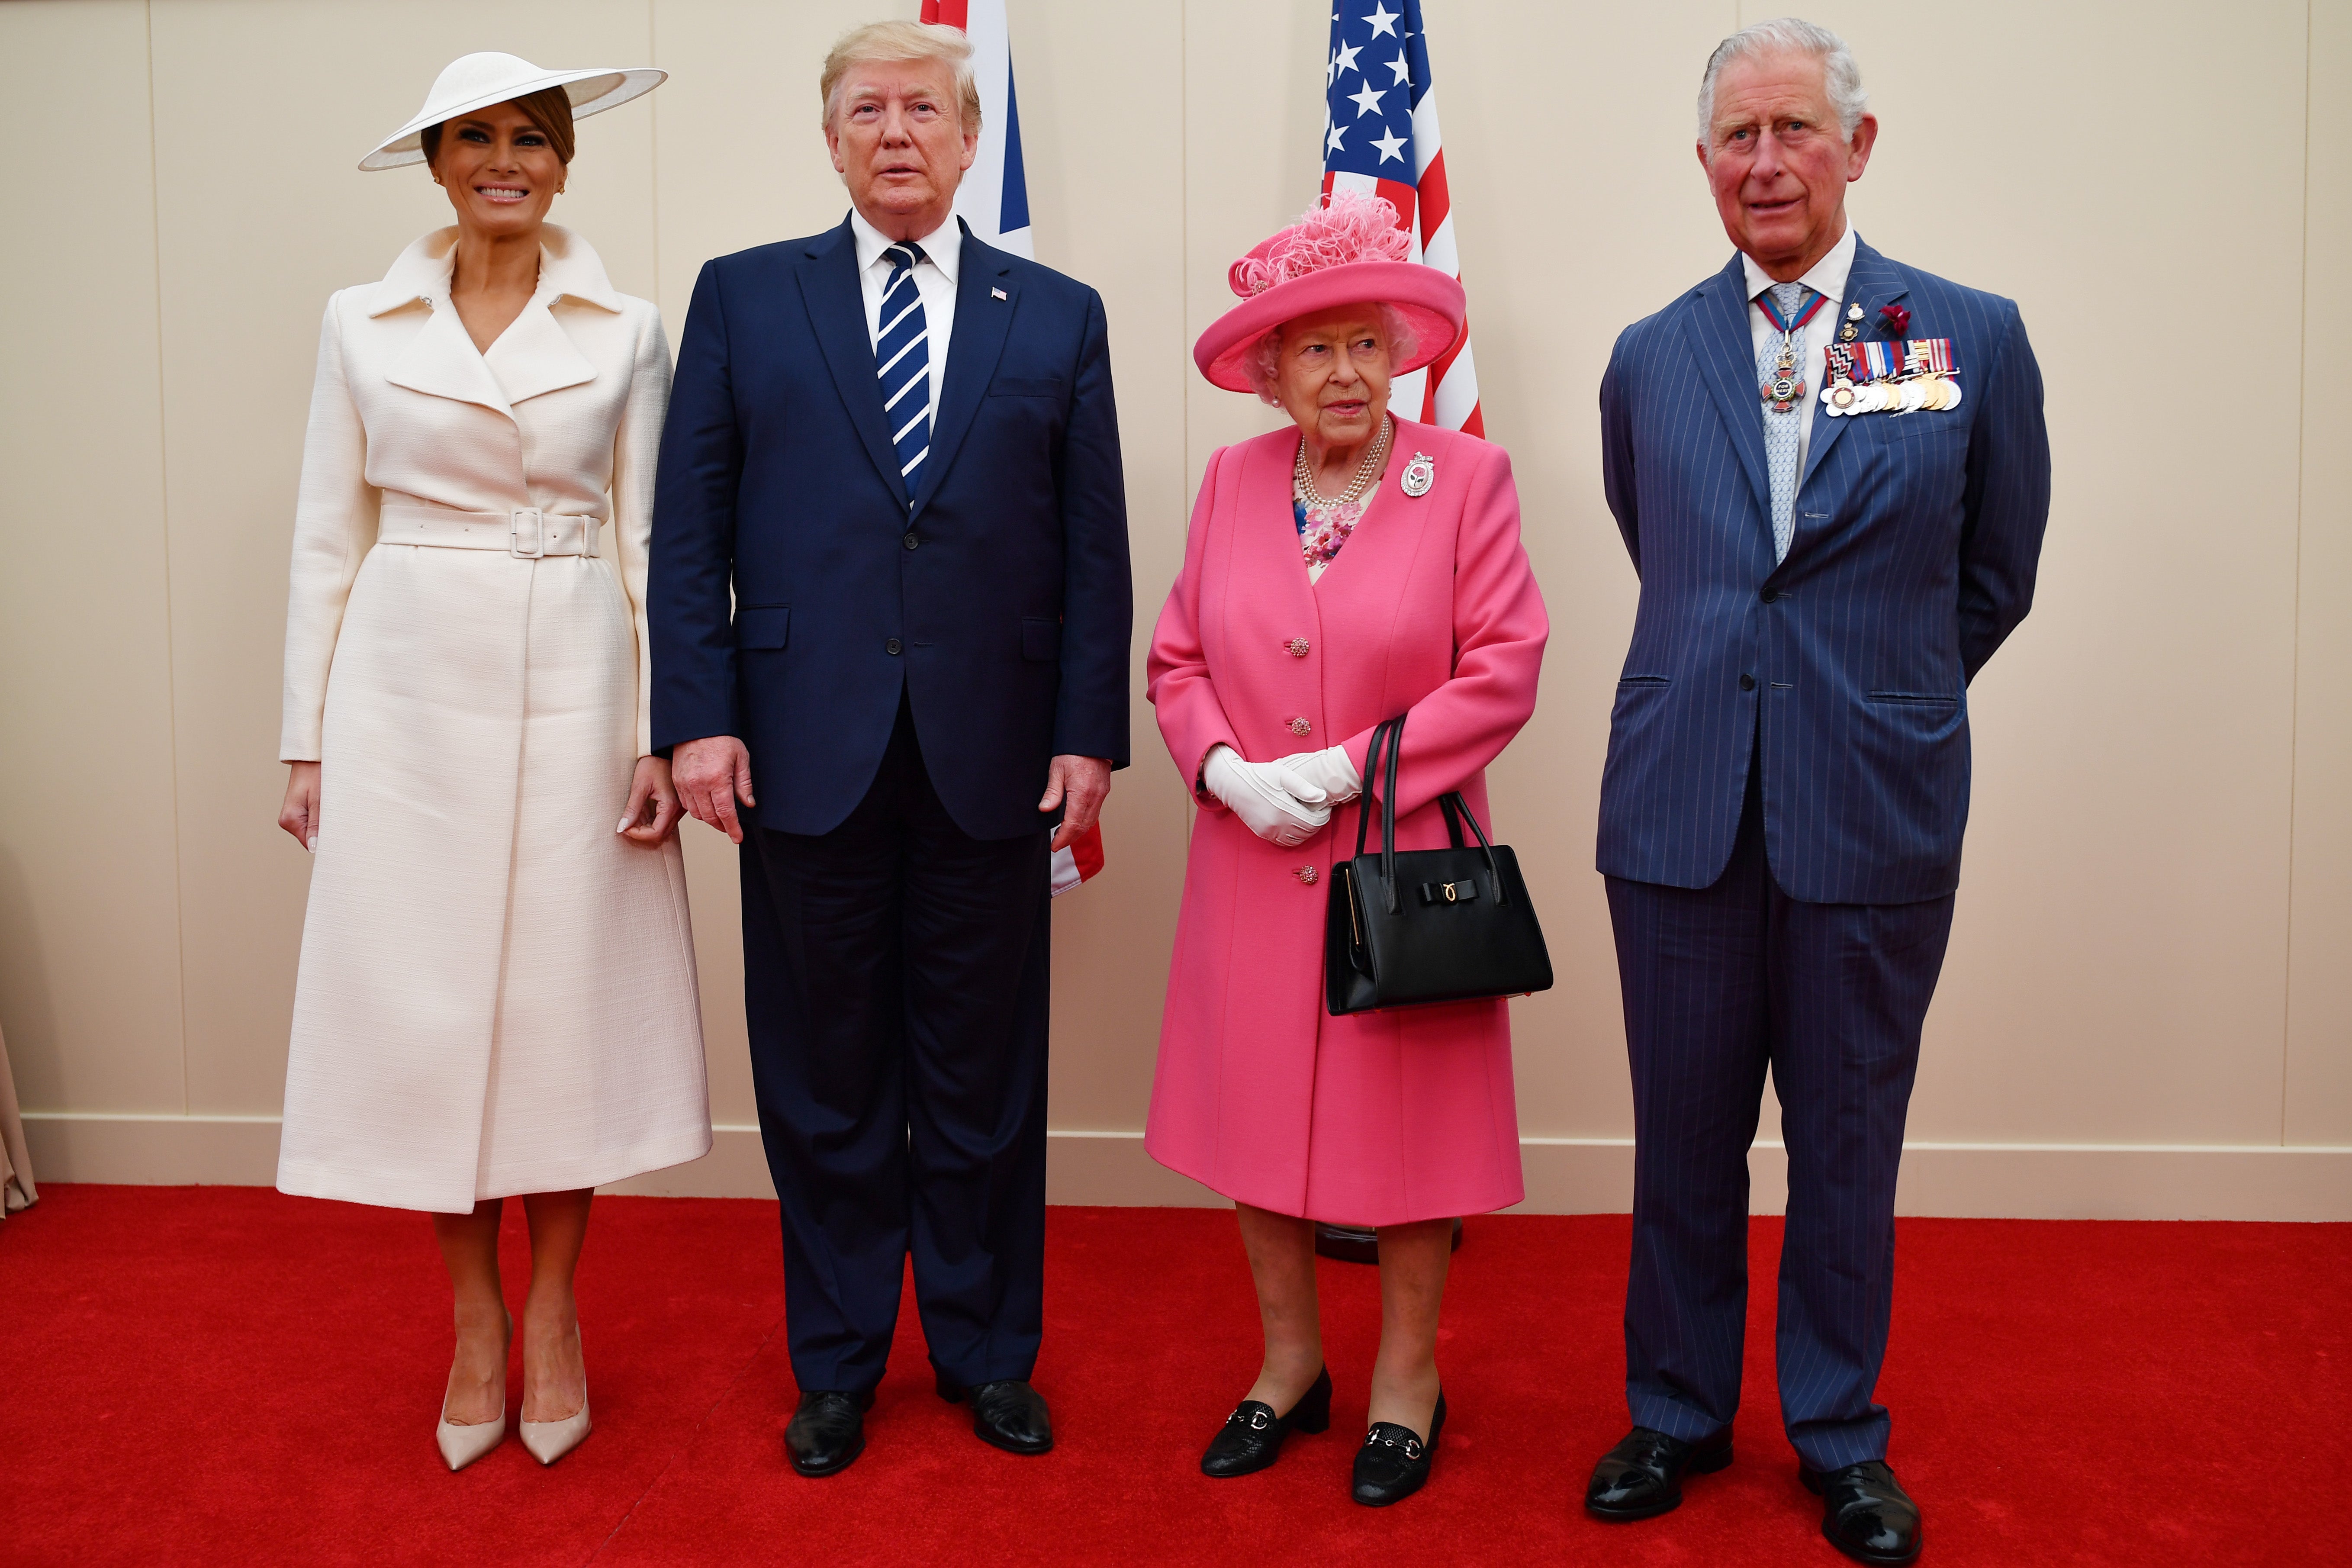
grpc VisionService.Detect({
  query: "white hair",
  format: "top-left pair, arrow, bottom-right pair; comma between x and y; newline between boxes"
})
1241,305 -> 1420,407
1696,16 -> 1867,145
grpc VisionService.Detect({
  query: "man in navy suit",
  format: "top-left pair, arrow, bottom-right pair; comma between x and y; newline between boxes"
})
650,21 -> 1129,1476
1584,19 -> 2048,1563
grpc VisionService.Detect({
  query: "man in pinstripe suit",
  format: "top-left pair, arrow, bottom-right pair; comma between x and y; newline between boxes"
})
1583,20 -> 2050,1564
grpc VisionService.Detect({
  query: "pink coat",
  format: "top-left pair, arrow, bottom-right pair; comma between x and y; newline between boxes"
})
1144,419 -> 1549,1225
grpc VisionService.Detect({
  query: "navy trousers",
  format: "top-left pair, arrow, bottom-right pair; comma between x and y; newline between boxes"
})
1605,753 -> 1954,1469
740,694 -> 1052,1395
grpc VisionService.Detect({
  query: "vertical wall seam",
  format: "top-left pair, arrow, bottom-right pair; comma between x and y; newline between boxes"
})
2281,0 -> 2313,1147
142,0 -> 193,1116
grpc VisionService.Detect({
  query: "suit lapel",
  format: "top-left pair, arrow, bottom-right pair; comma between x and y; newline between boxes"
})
1683,254 -> 1771,524
385,299 -> 515,419
910,222 -> 1015,522
1799,238 -> 1910,489
795,219 -> 905,502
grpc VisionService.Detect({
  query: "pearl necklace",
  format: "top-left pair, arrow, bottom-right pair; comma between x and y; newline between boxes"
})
1294,415 -> 1393,509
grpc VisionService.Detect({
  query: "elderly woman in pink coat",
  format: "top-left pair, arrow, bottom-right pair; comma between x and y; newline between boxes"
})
1146,193 -> 1548,1507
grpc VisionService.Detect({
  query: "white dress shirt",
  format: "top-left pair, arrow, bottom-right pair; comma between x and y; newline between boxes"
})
849,208 -> 961,384
1741,224 -> 1858,479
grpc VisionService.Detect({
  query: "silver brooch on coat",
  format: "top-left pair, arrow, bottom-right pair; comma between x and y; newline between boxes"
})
1400,451 -> 1436,498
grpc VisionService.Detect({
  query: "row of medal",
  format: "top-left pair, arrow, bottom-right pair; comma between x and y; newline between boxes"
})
1822,336 -> 1963,418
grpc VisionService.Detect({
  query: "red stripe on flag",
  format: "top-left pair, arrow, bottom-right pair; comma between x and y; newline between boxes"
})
1416,150 -> 1451,236
919,1 -> 969,26
1374,178 -> 1417,235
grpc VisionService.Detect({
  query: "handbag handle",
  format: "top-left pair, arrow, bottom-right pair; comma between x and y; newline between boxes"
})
1351,712 -> 1508,908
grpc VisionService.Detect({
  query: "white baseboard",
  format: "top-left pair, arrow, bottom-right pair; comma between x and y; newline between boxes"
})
20,1114 -> 2351,1221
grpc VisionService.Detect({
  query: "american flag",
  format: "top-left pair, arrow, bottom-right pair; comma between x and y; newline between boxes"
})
920,1 -> 1101,895
1319,0 -> 1482,436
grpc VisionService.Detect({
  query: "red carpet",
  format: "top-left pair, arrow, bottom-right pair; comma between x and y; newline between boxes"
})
5,1186 -> 2345,1567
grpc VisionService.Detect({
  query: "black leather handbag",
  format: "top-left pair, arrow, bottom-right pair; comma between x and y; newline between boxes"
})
1324,712 -> 1554,1016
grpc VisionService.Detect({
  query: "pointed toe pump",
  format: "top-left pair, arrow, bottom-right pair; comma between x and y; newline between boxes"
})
519,1392 -> 592,1466
436,1409 -> 508,1472
436,1310 -> 511,1472
1201,1366 -> 1333,1478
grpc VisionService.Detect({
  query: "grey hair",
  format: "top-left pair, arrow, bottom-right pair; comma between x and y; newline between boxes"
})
1242,305 -> 1421,407
1696,16 -> 1867,144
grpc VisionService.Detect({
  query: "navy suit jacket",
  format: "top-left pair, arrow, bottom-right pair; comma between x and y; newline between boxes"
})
649,217 -> 1132,840
1596,238 -> 2050,904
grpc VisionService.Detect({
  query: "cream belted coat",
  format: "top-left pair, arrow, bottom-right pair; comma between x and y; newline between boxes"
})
277,225 -> 710,1214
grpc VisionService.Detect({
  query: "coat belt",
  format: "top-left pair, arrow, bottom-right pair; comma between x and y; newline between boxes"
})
378,503 -> 602,559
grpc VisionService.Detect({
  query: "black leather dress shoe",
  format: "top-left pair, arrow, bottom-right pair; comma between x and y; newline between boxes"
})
1200,1366 -> 1333,1478
1584,1425 -> 1734,1520
1350,1391 -> 1445,1507
1802,1459 -> 1922,1565
785,1389 -> 872,1477
935,1371 -> 1053,1455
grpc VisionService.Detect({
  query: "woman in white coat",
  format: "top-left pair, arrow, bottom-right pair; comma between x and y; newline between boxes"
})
273,54 -> 709,1471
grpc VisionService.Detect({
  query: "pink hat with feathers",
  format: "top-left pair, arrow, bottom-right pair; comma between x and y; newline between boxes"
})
1194,191 -> 1465,393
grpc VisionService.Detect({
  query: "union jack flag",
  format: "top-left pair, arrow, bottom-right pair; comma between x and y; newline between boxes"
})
1320,0 -> 1482,436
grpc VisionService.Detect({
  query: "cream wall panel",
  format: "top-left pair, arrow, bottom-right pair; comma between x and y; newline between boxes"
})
0,0 -> 187,1114
144,0 -> 662,1117
1793,1 -> 2307,1144
2288,0 -> 2352,1144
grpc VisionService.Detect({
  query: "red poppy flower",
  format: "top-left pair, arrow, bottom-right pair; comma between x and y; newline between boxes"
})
1879,303 -> 1912,337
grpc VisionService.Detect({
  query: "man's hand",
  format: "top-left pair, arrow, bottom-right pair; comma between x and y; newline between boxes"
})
1038,755 -> 1113,853
673,735 -> 756,844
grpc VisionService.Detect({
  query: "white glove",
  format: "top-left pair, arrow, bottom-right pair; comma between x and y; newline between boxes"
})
1201,745 -> 1332,846
1274,746 -> 1363,806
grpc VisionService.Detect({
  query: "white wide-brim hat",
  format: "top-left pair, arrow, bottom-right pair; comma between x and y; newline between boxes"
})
360,51 -> 665,171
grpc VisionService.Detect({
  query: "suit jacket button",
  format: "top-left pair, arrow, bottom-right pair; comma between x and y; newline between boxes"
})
1739,673 -> 1757,691
1289,717 -> 1312,736
1760,588 -> 1779,604
904,532 -> 920,550
1295,866 -> 1319,884
885,638 -> 904,656
1286,637 -> 1311,657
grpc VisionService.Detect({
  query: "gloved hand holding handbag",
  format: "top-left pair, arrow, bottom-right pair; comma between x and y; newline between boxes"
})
1273,746 -> 1363,806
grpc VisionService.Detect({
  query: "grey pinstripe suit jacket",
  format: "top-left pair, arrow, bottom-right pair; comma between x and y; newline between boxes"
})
1596,238 -> 2051,904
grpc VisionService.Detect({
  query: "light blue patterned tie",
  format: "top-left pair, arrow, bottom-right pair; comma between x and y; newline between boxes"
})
875,242 -> 931,501
1757,281 -> 1814,563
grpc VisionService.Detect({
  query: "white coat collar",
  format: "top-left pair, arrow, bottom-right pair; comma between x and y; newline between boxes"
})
367,223 -> 624,315
372,225 -> 617,416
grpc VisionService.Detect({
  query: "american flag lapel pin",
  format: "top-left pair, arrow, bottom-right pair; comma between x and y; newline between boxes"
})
991,286 -> 1008,300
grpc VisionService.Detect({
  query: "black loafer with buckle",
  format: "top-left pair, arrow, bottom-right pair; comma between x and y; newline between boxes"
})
1350,1391 -> 1446,1507
1201,1366 -> 1333,1478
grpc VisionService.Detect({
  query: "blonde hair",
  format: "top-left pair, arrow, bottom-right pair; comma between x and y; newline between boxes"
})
820,20 -> 981,132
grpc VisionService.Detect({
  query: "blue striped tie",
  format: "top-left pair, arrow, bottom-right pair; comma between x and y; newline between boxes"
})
875,242 -> 931,501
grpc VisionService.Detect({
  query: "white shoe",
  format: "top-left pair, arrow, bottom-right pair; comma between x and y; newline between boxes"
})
519,1391 -> 591,1465
437,1308 -> 512,1472
436,1409 -> 508,1471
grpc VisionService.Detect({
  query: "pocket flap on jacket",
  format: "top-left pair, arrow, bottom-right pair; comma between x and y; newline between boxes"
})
991,376 -> 1066,399
736,605 -> 790,649
1021,615 -> 1061,661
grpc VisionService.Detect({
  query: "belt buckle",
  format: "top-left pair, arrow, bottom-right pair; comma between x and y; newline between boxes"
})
509,508 -> 545,558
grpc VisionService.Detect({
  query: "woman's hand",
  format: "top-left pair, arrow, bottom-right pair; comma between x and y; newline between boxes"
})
1201,746 -> 1332,847
279,762 -> 322,850
1273,746 -> 1364,806
617,755 -> 682,845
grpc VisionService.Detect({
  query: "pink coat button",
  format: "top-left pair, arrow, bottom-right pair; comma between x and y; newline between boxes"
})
1289,717 -> 1312,736
1295,866 -> 1319,884
1286,637 -> 1311,657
